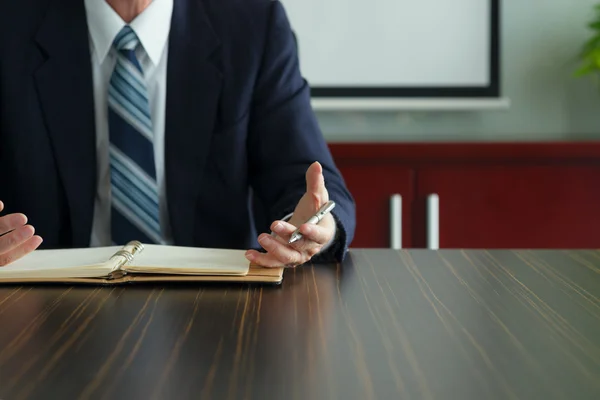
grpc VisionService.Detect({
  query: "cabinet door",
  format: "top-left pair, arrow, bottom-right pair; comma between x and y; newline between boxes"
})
337,165 -> 414,248
415,165 -> 600,248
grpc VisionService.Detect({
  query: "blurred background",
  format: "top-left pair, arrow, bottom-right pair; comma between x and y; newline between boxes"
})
283,0 -> 600,142
280,0 -> 600,250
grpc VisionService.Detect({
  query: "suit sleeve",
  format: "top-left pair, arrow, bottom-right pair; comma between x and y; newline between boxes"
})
247,0 -> 356,262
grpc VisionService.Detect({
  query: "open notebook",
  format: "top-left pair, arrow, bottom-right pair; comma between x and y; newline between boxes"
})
0,241 -> 284,285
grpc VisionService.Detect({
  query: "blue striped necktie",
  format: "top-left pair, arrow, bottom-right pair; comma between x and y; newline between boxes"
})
108,26 -> 162,245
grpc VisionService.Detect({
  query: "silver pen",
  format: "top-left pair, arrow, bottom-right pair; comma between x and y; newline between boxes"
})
288,200 -> 336,244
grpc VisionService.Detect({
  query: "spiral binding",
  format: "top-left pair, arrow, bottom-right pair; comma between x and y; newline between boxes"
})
107,240 -> 145,279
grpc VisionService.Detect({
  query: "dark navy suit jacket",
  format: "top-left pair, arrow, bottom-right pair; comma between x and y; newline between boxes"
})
0,0 -> 355,261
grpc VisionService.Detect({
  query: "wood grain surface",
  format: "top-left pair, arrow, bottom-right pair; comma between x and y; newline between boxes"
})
0,249 -> 598,400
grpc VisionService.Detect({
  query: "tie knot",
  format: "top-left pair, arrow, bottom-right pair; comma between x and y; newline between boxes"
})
113,26 -> 139,51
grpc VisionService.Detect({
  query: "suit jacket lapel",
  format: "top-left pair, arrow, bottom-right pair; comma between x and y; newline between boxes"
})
33,0 -> 96,247
165,0 -> 223,245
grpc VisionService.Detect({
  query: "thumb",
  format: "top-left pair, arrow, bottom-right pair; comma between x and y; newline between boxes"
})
305,161 -> 324,194
305,161 -> 328,205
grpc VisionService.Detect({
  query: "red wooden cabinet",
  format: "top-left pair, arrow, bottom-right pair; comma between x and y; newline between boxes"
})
330,142 -> 600,249
414,165 -> 600,248
335,163 -> 414,248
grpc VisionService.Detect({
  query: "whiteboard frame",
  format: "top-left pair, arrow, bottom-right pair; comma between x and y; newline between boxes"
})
299,0 -> 501,100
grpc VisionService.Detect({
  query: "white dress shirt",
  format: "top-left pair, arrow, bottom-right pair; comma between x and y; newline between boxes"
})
84,0 -> 174,246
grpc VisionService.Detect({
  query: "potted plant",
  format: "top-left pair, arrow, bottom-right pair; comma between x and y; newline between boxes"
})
575,4 -> 600,81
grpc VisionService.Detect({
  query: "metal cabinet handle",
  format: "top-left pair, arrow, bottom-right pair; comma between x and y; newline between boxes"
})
390,194 -> 402,249
427,194 -> 439,250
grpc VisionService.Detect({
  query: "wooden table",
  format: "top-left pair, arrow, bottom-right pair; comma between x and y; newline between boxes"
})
0,249 -> 599,399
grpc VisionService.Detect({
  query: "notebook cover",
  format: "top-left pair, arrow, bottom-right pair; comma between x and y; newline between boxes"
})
0,265 -> 284,285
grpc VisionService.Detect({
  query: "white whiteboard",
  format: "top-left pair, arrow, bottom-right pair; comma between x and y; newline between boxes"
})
280,0 -> 493,90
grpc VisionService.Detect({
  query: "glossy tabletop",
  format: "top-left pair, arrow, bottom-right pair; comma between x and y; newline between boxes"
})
0,249 -> 599,399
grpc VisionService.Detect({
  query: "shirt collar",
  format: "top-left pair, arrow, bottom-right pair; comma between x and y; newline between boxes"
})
84,0 -> 174,66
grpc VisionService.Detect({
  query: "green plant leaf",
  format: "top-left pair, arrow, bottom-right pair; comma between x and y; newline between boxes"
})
573,65 -> 593,78
591,47 -> 600,60
579,34 -> 600,57
574,63 -> 595,77
574,3 -> 600,79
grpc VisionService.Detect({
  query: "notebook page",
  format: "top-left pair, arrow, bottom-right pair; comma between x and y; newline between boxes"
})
0,246 -> 121,279
125,245 -> 250,275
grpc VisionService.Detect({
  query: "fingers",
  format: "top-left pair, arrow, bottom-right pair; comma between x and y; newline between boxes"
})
298,222 -> 331,245
0,224 -> 35,254
257,233 -> 304,266
0,202 -> 43,266
0,235 -> 43,267
244,249 -> 287,268
270,220 -> 297,239
0,212 -> 28,235
271,219 -> 329,248
246,226 -> 325,268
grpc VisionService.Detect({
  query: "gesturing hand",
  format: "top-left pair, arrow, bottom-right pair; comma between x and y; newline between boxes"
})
0,201 -> 43,266
246,162 -> 336,268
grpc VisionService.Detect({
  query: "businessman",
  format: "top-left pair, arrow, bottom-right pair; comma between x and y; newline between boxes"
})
0,0 -> 355,267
